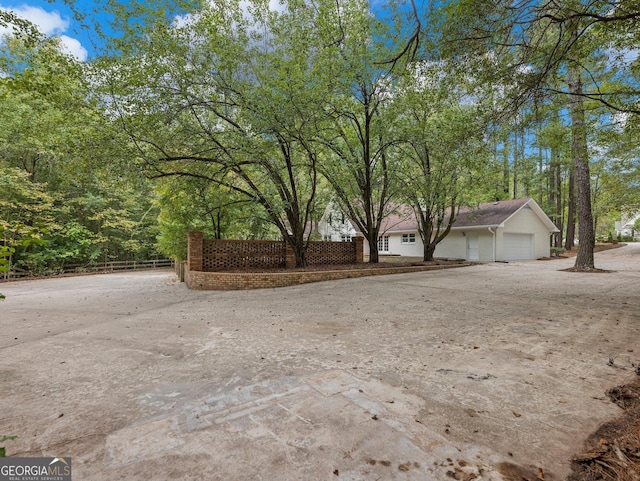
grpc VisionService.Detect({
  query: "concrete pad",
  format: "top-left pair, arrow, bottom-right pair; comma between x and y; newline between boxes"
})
1,245 -> 639,480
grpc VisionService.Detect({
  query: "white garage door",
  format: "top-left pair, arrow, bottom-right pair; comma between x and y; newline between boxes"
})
503,233 -> 534,260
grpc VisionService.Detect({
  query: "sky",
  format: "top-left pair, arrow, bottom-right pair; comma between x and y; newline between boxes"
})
0,0 -> 291,62
0,0 -> 104,61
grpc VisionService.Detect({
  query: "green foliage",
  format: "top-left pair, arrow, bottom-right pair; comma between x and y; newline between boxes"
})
0,164 -> 53,257
155,177 -> 272,260
1,0 -> 637,273
390,60 -> 491,260
93,0 -> 355,266
0,244 -> 14,299
0,435 -> 17,456
0,26 -> 162,274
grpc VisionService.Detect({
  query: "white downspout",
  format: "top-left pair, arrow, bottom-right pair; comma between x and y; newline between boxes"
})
488,227 -> 496,262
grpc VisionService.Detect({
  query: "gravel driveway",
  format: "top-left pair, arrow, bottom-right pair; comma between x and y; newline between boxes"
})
1,244 -> 639,480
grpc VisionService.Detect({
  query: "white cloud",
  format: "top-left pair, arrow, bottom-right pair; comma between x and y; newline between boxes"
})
0,5 -> 68,35
0,4 -> 87,61
59,35 -> 88,61
268,0 -> 285,13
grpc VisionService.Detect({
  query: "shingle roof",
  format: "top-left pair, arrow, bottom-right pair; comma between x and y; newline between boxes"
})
377,198 -> 557,233
379,206 -> 417,233
453,198 -> 531,228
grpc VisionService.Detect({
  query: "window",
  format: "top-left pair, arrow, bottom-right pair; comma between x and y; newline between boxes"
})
402,233 -> 416,244
341,235 -> 352,242
377,235 -> 389,252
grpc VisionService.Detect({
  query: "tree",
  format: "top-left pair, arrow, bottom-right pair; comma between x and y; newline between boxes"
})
314,0 -> 415,263
1,21 -> 162,272
432,0 -> 640,270
155,176 -> 266,260
535,105 -> 572,248
95,0 -> 328,267
0,165 -> 52,275
392,61 -> 488,261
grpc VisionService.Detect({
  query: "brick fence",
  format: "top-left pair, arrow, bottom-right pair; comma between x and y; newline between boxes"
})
187,232 -> 364,272
185,263 -> 468,290
184,232 -> 470,290
185,231 -> 382,290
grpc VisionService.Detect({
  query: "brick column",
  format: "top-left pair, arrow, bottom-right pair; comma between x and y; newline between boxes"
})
284,240 -> 296,269
354,234 -> 364,263
188,231 -> 204,272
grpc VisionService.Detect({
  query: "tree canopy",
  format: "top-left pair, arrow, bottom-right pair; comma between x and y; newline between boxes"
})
1,0 -> 638,273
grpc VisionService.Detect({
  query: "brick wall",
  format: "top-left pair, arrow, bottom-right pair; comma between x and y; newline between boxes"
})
203,239 -> 286,271
187,231 -> 204,272
185,263 -> 467,290
187,232 -> 364,272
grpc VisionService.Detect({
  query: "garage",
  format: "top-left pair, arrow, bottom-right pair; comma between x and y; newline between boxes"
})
503,233 -> 534,260
345,197 -> 558,261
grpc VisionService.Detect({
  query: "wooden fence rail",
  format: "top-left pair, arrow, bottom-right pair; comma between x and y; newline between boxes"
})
1,259 -> 175,280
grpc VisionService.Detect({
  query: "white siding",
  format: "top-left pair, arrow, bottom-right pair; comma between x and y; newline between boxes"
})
435,229 -> 495,261
434,231 -> 466,260
387,233 -> 423,256
502,206 -> 551,259
362,233 -> 424,257
362,202 -> 554,262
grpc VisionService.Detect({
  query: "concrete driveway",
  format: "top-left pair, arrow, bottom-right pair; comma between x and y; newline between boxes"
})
1,245 -> 639,480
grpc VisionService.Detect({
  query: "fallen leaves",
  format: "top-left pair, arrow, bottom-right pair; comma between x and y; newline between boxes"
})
568,379 -> 640,481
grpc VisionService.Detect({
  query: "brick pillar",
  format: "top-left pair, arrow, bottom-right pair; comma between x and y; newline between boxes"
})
188,231 -> 204,272
354,234 -> 364,263
284,240 -> 296,269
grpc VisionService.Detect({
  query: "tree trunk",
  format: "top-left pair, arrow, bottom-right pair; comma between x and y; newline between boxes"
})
549,151 -> 563,248
503,135 -> 510,195
565,166 -> 576,250
293,247 -> 307,268
423,241 -> 436,262
555,161 -> 563,248
512,131 -> 518,199
368,233 -> 379,263
286,235 -> 308,268
568,56 -> 595,269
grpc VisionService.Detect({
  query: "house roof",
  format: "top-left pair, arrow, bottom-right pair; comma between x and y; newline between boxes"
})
620,212 -> 640,229
379,206 -> 417,234
453,198 -> 530,228
378,198 -> 559,234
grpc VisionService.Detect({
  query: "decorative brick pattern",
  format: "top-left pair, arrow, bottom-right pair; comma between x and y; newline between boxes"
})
305,240 -> 357,265
188,233 -> 364,272
184,232 -> 468,291
203,239 -> 286,271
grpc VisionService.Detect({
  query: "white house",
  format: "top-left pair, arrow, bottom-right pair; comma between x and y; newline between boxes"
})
615,211 -> 640,239
318,202 -> 359,242
320,198 -> 559,262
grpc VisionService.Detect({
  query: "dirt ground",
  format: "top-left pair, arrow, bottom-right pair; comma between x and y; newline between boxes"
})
567,378 -> 640,481
1,244 -> 639,480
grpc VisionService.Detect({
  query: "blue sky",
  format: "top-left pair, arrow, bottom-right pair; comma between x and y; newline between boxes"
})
0,0 -> 297,61
0,0 -> 104,60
